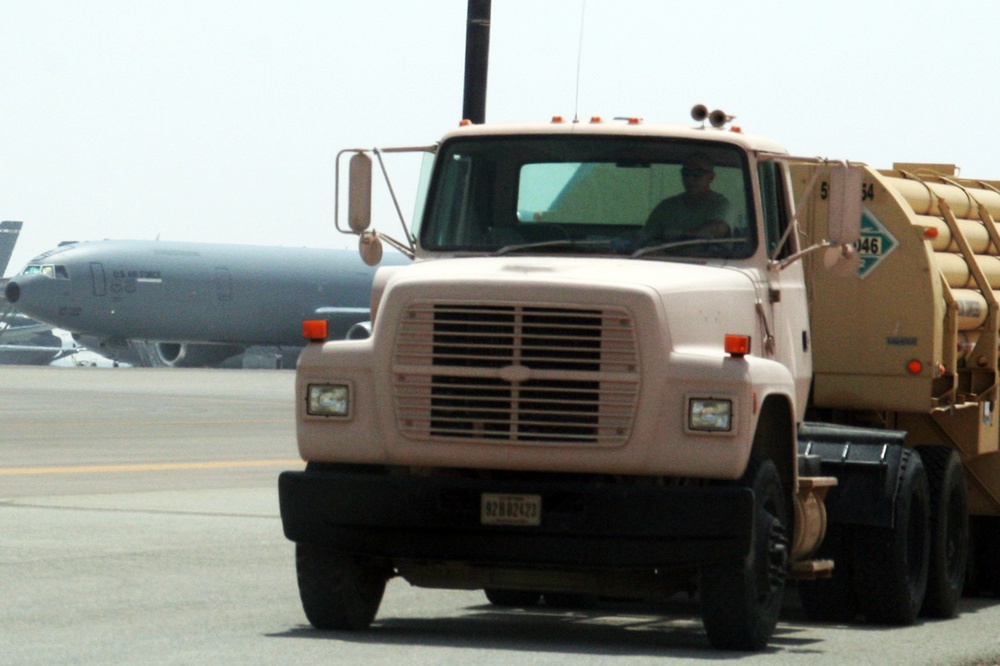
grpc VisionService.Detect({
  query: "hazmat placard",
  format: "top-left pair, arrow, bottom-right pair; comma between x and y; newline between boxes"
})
855,208 -> 897,278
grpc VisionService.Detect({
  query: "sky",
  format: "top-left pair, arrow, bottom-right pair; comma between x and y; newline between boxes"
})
2,0 -> 998,276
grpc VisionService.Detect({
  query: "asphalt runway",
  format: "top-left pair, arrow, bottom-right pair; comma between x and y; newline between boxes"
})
3,366 -> 1000,665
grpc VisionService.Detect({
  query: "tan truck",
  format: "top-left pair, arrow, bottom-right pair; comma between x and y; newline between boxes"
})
279,108 -> 1000,650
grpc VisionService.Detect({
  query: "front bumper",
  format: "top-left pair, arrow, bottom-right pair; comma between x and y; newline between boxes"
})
279,466 -> 754,569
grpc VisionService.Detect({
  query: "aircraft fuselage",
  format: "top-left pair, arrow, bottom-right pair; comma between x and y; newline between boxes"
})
4,240 -> 408,346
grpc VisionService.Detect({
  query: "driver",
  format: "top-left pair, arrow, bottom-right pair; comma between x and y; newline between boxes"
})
640,153 -> 734,243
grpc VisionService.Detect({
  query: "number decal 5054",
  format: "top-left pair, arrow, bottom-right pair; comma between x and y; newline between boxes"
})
819,181 -> 875,201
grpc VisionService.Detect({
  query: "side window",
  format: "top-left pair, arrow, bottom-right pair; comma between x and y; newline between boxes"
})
425,152 -> 499,247
758,161 -> 793,260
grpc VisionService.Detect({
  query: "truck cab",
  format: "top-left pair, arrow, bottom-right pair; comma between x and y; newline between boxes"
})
280,115 -> 856,651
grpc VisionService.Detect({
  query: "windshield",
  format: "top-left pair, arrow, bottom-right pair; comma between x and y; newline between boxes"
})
419,136 -> 755,259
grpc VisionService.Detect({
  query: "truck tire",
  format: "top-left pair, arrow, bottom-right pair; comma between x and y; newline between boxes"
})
542,592 -> 599,609
855,448 -> 930,625
296,543 -> 389,631
965,515 -> 1000,596
483,589 -> 542,607
700,458 -> 788,651
797,521 -> 860,623
915,445 -> 968,618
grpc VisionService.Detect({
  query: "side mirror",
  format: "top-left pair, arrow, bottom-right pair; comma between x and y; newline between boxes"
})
348,152 -> 373,233
359,230 -> 383,267
826,163 -> 862,246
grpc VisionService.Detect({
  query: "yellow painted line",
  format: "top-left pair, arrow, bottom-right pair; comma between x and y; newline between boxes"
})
0,460 -> 303,476
8,419 -> 290,428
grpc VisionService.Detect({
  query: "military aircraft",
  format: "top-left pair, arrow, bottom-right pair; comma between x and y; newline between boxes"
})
3,239 -> 410,367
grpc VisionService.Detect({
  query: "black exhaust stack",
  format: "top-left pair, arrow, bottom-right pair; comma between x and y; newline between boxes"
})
462,0 -> 491,124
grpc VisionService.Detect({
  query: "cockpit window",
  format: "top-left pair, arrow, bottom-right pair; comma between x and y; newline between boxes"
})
419,135 -> 755,259
22,264 -> 69,279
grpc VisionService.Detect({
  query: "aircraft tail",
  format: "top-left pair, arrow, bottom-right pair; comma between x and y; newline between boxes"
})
0,221 -> 24,277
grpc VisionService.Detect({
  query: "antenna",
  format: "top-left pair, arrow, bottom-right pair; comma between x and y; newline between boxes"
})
573,0 -> 587,122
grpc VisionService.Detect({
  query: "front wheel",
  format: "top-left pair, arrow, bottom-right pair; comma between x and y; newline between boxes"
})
700,458 -> 789,651
296,543 -> 390,631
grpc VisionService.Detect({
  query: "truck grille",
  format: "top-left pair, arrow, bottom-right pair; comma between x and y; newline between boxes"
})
393,303 -> 639,445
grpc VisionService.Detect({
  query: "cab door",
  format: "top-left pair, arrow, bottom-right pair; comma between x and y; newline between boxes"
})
758,157 -> 812,420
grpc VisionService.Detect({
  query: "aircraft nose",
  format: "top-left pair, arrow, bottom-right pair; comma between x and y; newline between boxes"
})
4,280 -> 20,303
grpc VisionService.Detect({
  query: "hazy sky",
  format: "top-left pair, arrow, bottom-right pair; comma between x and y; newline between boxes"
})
2,0 -> 998,276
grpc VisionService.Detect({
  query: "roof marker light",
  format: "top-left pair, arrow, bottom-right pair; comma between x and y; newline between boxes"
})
590,116 -> 602,123
551,115 -> 565,123
459,118 -> 473,126
725,334 -> 751,357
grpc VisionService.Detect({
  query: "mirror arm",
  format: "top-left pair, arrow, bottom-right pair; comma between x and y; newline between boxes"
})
372,148 -> 416,254
376,230 -> 416,258
769,240 -> 850,272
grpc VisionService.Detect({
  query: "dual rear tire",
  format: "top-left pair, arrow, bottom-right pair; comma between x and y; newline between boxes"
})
799,446 -> 967,625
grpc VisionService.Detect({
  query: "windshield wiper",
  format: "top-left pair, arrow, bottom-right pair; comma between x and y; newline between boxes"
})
630,237 -> 743,259
492,239 -> 620,256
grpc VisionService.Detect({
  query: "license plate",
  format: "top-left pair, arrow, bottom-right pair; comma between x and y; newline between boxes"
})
481,493 -> 542,526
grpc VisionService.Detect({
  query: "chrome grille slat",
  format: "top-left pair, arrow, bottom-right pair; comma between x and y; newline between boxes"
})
393,302 -> 640,445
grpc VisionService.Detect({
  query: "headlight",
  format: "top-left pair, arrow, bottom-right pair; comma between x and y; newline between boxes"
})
307,383 -> 352,418
688,398 -> 732,432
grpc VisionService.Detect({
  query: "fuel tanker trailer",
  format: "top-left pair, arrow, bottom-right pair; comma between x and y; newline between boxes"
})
793,160 -> 1000,622
278,107 -> 1000,651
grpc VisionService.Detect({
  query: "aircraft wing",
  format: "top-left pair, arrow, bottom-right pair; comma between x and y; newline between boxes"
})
0,320 -> 54,343
0,343 -> 68,354
314,307 -> 370,316
0,221 -> 22,277
0,343 -> 66,365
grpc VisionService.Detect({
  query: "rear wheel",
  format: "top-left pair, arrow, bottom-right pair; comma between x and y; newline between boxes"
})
797,521 -> 860,623
296,543 -> 389,630
700,458 -> 789,651
965,516 -> 1000,596
855,448 -> 930,624
915,445 -> 968,618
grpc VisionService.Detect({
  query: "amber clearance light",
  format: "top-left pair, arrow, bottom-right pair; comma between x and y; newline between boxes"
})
725,334 -> 751,357
303,319 -> 329,342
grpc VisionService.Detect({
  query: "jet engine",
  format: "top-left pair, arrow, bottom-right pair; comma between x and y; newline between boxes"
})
153,342 -> 246,368
345,321 -> 372,340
